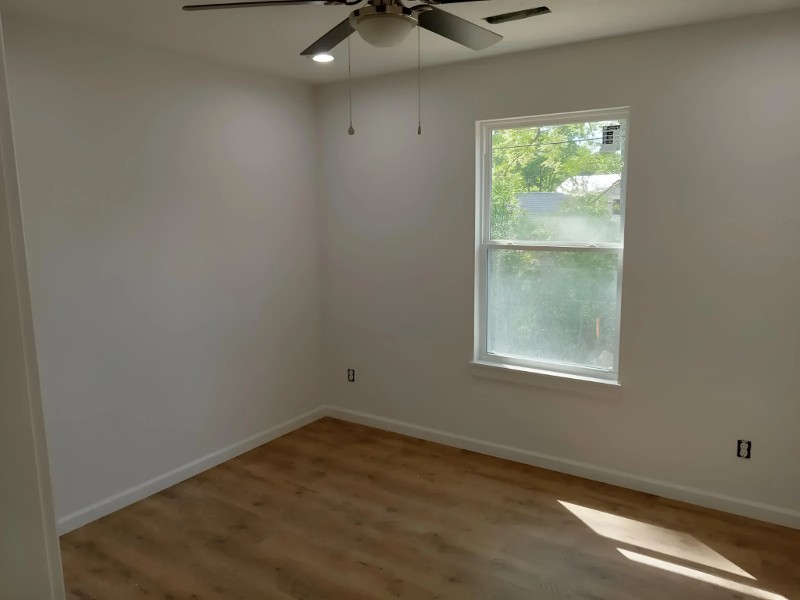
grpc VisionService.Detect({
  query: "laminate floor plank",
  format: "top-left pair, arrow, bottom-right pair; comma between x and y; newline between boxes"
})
61,417 -> 800,600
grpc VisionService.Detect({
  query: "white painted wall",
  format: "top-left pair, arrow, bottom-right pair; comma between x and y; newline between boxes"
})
6,7 -> 800,539
318,10 -> 800,521
4,17 -> 322,529
0,16 -> 63,599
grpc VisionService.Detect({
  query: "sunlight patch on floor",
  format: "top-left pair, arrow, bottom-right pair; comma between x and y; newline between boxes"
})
618,549 -> 787,600
558,501 -> 754,579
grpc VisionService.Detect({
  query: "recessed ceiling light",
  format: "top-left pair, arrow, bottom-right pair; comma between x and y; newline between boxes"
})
312,53 -> 334,63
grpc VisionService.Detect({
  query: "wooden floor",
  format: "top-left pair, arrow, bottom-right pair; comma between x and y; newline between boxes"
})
61,418 -> 800,600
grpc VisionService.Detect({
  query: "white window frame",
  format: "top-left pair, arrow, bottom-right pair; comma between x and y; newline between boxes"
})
473,107 -> 629,385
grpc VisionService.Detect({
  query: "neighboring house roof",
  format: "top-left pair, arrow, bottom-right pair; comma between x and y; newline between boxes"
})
557,175 -> 621,198
516,192 -> 570,215
516,175 -> 623,217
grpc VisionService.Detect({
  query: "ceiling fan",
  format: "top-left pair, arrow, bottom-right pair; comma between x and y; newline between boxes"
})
183,0 -> 504,55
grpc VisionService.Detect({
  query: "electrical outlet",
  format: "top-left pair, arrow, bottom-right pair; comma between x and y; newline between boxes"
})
737,440 -> 752,459
347,369 -> 355,383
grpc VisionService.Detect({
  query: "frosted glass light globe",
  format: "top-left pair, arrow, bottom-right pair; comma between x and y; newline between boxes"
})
355,14 -> 416,47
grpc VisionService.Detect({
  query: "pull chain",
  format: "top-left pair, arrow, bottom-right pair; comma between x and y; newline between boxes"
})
417,26 -> 422,135
347,36 -> 355,136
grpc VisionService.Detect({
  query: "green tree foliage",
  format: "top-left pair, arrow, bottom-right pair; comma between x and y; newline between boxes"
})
487,121 -> 624,369
491,122 -> 623,239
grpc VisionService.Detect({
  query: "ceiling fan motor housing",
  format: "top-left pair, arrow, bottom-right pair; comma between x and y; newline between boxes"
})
350,2 -> 418,47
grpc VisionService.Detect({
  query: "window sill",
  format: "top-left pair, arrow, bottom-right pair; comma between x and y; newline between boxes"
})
469,360 -> 621,397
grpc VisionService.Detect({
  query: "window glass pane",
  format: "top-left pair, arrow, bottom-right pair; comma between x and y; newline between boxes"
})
490,120 -> 625,243
487,249 -> 619,371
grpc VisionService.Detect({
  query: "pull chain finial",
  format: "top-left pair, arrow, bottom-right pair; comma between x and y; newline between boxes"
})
417,26 -> 422,135
347,36 -> 355,135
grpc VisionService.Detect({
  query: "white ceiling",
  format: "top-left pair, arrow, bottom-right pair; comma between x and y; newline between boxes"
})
2,0 -> 799,83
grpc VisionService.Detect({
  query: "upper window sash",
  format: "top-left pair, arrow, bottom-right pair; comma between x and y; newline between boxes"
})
480,107 -> 630,247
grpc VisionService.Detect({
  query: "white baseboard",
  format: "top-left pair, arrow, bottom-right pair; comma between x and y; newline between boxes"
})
56,406 -> 327,535
325,406 -> 800,530
58,404 -> 800,534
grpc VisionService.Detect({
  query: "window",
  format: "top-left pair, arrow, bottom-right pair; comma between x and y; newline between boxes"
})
475,108 -> 628,383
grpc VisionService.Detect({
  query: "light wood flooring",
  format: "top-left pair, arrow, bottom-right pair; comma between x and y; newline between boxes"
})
61,417 -> 800,599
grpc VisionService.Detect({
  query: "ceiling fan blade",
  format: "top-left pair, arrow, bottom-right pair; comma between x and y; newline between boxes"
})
300,18 -> 356,55
183,1 -> 331,11
417,6 -> 501,50
484,6 -> 550,24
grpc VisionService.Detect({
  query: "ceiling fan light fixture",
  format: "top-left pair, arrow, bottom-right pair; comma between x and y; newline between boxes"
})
355,14 -> 415,47
185,0 -> 503,58
350,5 -> 417,48
311,52 -> 335,62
